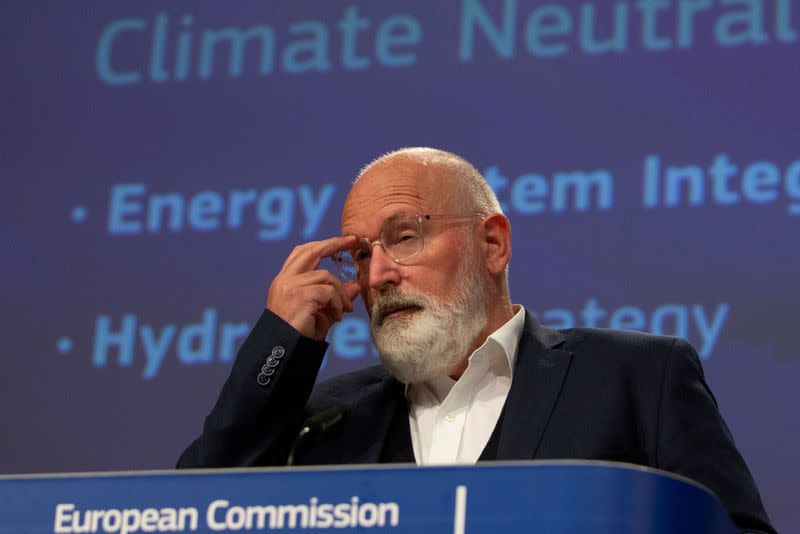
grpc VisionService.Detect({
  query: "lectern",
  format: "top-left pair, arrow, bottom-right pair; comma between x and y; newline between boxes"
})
0,461 -> 739,533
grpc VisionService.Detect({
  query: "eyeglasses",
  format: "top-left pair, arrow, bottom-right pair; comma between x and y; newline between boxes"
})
331,214 -> 485,281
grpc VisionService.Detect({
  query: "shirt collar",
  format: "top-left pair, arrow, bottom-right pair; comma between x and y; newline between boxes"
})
472,304 -> 525,379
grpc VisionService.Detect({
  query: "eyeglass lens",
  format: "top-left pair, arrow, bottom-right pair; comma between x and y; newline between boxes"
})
334,216 -> 424,281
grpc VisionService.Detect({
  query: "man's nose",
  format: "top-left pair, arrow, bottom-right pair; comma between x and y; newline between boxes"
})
367,244 -> 401,290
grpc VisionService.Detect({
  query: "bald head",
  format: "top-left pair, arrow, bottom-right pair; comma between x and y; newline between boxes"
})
351,147 -> 502,216
341,146 -> 512,315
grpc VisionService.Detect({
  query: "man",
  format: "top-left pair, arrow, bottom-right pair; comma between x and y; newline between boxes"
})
178,148 -> 775,533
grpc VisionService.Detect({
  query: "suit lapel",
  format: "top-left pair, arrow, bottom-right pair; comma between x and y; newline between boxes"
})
496,310 -> 573,460
337,371 -> 406,463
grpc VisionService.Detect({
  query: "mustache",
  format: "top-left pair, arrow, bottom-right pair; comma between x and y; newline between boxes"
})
371,288 -> 429,326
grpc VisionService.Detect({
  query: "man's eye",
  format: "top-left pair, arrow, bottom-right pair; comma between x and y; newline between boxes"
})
389,230 -> 419,245
354,249 -> 371,262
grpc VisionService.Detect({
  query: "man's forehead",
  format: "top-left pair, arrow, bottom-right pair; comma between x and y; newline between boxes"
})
341,160 -> 450,231
341,196 -> 430,236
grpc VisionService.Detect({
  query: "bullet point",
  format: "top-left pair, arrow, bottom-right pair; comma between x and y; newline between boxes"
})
71,206 -> 88,223
56,337 -> 72,354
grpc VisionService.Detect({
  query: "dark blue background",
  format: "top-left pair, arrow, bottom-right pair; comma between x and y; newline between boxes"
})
1,1 -> 797,532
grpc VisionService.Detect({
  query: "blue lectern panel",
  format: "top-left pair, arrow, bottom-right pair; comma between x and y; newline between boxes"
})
0,463 -> 738,533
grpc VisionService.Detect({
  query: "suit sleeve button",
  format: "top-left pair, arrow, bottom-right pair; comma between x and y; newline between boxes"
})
271,346 -> 285,358
257,373 -> 270,386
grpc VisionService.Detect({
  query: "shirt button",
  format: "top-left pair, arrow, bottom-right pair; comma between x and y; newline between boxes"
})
445,413 -> 455,422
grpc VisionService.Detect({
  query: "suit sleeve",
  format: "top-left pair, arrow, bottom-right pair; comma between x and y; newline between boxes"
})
176,309 -> 328,468
655,338 -> 775,534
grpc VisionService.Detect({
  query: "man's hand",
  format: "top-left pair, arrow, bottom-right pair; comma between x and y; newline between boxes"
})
267,236 -> 362,341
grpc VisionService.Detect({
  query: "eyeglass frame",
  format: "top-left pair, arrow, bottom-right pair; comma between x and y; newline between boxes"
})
331,213 -> 487,281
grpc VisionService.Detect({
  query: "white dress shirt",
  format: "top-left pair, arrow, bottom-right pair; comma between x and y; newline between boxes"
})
407,305 -> 525,465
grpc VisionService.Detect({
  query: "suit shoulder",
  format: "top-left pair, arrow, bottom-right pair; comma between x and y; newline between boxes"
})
546,327 -> 705,397
558,327 -> 696,365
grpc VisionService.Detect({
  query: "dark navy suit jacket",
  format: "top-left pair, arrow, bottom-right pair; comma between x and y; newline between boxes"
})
178,309 -> 775,533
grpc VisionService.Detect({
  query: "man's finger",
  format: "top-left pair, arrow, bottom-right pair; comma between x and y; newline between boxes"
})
293,269 -> 343,288
282,235 -> 358,275
312,285 -> 344,322
343,281 -> 361,313
291,270 -> 353,308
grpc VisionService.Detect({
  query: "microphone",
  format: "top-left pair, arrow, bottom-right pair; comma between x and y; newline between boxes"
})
286,407 -> 344,466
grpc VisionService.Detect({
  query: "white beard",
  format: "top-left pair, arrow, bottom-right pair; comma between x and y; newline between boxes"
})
369,253 -> 488,385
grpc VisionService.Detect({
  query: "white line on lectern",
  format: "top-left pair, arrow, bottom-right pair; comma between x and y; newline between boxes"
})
453,485 -> 467,534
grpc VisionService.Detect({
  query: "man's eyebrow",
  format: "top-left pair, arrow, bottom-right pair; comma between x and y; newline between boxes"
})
343,211 -> 417,241
381,212 -> 415,225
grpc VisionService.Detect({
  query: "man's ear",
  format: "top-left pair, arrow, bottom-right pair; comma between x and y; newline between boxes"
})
480,213 -> 511,276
